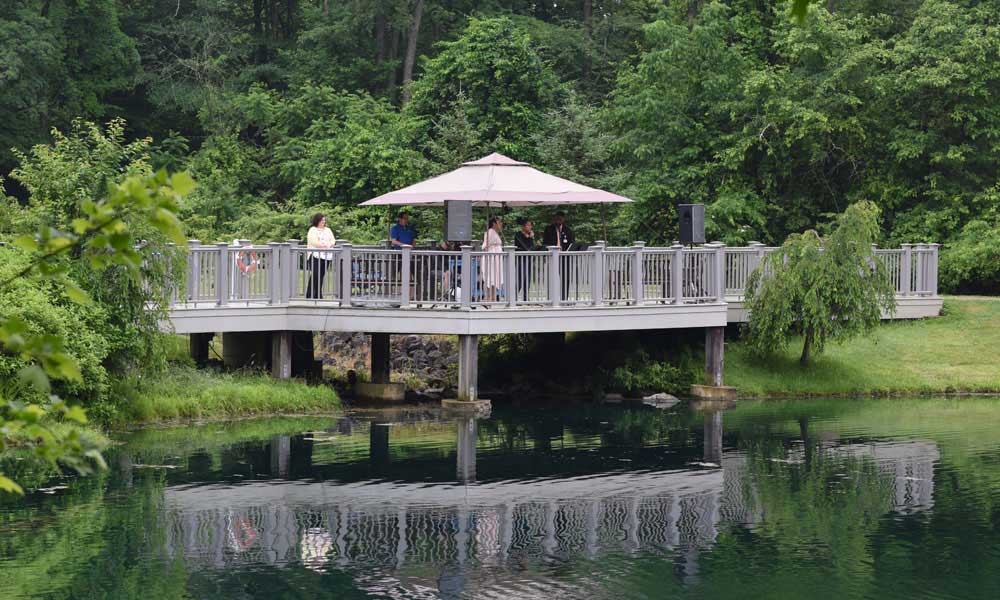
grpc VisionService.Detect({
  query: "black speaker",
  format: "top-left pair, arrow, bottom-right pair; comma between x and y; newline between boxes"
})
678,204 -> 705,245
443,200 -> 473,242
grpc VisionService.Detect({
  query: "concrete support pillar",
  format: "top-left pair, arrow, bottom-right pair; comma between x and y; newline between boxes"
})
370,332 -> 391,384
189,332 -> 213,367
456,417 -> 477,484
457,334 -> 478,402
271,330 -> 292,379
705,326 -> 725,387
703,411 -> 723,464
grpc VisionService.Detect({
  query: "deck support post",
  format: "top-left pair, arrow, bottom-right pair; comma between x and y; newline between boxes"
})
271,330 -> 292,379
186,240 -> 200,303
705,326 -> 724,387
370,333 -> 391,384
457,334 -> 478,402
340,243 -> 353,306
285,239 -> 300,300
400,245 -> 412,308
928,243 -> 940,296
268,241 -> 281,304
189,332 -> 213,367
460,245 -> 473,309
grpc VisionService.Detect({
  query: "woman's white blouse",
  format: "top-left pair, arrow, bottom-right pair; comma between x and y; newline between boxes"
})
307,226 -> 336,260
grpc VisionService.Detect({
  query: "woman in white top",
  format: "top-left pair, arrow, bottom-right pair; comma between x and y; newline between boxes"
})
480,216 -> 504,303
306,213 -> 336,299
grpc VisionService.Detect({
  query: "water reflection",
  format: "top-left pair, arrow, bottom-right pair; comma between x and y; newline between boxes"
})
3,399 -> 982,600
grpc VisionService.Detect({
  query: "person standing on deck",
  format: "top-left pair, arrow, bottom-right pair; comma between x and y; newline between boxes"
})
514,217 -> 536,301
306,213 -> 336,299
543,212 -> 575,251
481,217 -> 504,303
543,212 -> 576,301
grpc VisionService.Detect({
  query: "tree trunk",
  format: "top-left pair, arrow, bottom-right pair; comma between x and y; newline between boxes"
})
401,0 -> 425,104
800,325 -> 814,366
323,0 -> 329,16
375,12 -> 386,64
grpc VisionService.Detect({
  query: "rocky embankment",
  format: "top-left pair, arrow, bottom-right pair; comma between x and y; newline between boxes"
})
318,333 -> 458,398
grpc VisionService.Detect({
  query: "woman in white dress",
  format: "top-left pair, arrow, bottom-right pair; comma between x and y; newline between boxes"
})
306,213 -> 336,299
480,216 -> 504,303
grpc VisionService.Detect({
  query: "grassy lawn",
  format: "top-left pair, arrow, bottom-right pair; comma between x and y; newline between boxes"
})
726,296 -> 1000,397
109,365 -> 339,424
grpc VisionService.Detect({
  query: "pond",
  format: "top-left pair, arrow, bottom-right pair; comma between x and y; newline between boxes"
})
2,397 -> 999,599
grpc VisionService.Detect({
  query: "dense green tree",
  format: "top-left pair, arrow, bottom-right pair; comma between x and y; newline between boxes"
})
408,17 -> 562,161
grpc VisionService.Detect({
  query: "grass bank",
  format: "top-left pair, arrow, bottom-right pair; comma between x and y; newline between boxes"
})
107,365 -> 339,425
726,297 -> 1000,397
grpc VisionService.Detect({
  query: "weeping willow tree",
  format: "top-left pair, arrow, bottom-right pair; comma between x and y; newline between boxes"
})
743,201 -> 896,366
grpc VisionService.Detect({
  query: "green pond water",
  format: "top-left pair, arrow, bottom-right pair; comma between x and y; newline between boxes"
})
2,397 -> 999,599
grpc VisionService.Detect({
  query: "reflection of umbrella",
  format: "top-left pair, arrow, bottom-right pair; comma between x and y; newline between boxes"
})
360,153 -> 632,207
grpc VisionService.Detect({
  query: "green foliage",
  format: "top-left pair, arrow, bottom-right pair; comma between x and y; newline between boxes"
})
599,351 -> 691,397
408,17 -> 562,161
743,201 -> 896,365
939,218 -> 1000,295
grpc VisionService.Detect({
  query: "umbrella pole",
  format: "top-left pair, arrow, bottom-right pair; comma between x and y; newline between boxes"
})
387,206 -> 393,248
601,202 -> 608,242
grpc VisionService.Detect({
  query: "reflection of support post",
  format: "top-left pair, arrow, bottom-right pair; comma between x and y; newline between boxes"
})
704,411 -> 723,464
691,326 -> 737,401
271,330 -> 292,379
456,417 -> 478,483
458,334 -> 478,402
370,423 -> 391,468
370,333 -> 390,384
270,435 -> 291,479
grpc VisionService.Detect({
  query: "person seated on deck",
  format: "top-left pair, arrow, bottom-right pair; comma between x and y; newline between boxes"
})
543,211 -> 575,251
390,212 -> 417,249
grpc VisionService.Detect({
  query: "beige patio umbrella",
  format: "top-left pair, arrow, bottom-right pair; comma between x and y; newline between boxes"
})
360,153 -> 632,207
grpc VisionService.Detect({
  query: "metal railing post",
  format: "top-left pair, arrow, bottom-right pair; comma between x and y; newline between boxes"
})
505,245 -> 517,308
711,242 -> 726,302
268,242 -> 281,304
548,245 -> 561,306
631,242 -> 645,305
671,244 -> 684,305
914,243 -> 927,294
900,243 -> 912,296
215,242 -> 229,306
340,243 -> 353,306
461,245 -> 473,309
286,239 -> 300,301
929,243 -> 940,296
591,242 -> 605,306
186,240 -> 199,303
400,244 -> 412,308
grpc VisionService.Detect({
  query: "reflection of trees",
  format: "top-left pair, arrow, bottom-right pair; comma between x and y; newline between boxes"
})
737,437 -> 895,595
1,466 -> 191,600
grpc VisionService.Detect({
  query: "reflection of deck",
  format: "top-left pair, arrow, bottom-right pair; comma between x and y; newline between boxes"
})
160,437 -> 939,577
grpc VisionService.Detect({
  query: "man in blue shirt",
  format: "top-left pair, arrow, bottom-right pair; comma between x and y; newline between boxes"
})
389,212 -> 417,248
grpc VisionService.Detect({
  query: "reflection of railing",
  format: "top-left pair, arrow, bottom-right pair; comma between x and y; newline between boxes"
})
170,242 -> 940,309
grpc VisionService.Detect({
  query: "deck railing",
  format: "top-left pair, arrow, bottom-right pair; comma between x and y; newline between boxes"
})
171,241 -> 939,309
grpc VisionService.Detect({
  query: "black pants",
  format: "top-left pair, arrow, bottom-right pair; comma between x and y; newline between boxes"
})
306,256 -> 331,299
516,264 -> 530,301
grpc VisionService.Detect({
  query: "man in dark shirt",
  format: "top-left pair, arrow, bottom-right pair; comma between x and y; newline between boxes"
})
542,212 -> 575,251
